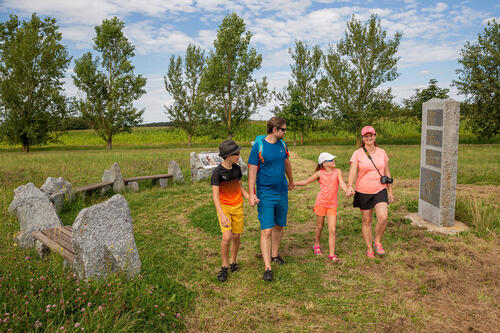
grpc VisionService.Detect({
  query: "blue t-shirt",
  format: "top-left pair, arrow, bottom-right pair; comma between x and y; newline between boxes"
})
248,138 -> 288,193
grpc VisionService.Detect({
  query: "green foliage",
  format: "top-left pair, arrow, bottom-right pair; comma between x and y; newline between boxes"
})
203,13 -> 269,139
453,19 -> 500,140
275,89 -> 313,146
72,17 -> 146,150
275,40 -> 323,145
323,14 -> 402,138
402,79 -> 449,122
0,14 -> 71,152
164,44 -> 208,147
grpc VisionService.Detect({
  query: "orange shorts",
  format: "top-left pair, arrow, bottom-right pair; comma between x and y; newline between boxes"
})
313,205 -> 337,216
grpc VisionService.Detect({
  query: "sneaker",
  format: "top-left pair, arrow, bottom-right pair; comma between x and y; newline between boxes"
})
271,256 -> 285,265
328,254 -> 341,263
230,262 -> 239,273
373,242 -> 385,256
217,266 -> 229,282
262,269 -> 273,282
313,245 -> 323,255
366,250 -> 375,259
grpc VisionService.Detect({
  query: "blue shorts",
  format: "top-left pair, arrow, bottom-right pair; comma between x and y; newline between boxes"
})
257,190 -> 288,230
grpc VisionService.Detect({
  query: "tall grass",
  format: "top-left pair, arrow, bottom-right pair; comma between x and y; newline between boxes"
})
455,193 -> 500,234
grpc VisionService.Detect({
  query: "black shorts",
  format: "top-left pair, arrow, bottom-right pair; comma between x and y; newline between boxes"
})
353,189 -> 388,210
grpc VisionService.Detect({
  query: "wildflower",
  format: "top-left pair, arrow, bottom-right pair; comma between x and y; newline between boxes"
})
160,312 -> 165,317
98,306 -> 103,311
81,308 -> 85,312
176,313 -> 180,319
29,278 -> 34,282
52,304 -> 56,308
60,327 -> 65,330
154,304 -> 158,308
3,318 -> 9,323
74,323 -> 80,328
46,309 -> 50,313
25,256 -> 30,260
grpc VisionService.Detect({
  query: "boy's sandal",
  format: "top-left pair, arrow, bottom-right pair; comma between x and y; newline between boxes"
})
328,254 -> 341,263
373,242 -> 385,256
366,250 -> 375,259
313,245 -> 323,255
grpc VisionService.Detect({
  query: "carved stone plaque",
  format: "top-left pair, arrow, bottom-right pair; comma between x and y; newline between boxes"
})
420,167 -> 441,208
427,109 -> 443,126
425,149 -> 442,168
426,129 -> 443,148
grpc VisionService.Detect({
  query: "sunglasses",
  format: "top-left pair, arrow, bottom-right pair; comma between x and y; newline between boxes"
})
277,127 -> 287,132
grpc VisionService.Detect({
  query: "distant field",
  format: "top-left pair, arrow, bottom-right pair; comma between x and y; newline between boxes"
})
1,119 -> 495,151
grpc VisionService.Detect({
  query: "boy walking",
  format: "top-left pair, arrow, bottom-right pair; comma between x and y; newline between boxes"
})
211,139 -> 249,282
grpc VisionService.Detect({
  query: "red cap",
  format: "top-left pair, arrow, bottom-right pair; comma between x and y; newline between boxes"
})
361,126 -> 376,136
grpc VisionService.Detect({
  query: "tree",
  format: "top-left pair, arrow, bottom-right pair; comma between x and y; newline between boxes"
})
164,44 -> 208,147
402,79 -> 449,121
203,13 -> 268,139
453,19 -> 499,139
274,89 -> 312,146
323,15 -> 402,141
0,14 -> 70,152
72,17 -> 146,150
275,40 -> 323,145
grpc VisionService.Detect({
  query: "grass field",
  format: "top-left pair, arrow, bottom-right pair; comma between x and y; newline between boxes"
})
1,119 -> 497,151
1,144 -> 499,331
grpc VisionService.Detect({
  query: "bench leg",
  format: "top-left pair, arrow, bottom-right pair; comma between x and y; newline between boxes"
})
35,240 -> 50,259
159,178 -> 168,188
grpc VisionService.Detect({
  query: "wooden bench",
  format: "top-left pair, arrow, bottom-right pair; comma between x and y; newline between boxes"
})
123,174 -> 172,184
32,226 -> 74,264
74,181 -> 114,194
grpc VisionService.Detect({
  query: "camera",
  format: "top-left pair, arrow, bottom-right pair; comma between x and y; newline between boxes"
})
380,176 -> 393,184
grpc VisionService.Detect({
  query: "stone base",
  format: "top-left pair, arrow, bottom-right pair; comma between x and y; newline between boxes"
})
405,213 -> 469,235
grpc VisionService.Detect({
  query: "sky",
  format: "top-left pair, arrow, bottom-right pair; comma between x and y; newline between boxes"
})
0,0 -> 498,123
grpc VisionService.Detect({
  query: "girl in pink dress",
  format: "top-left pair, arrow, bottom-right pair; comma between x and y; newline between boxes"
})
295,152 -> 348,263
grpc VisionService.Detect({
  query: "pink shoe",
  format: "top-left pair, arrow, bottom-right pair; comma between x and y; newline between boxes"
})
373,242 -> 385,256
366,250 -> 375,259
313,245 -> 323,255
328,254 -> 341,263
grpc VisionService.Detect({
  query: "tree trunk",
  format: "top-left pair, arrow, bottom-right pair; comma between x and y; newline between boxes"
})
23,142 -> 30,153
300,132 -> 303,145
227,133 -> 233,140
293,131 -> 296,147
188,134 -> 192,148
106,138 -> 112,151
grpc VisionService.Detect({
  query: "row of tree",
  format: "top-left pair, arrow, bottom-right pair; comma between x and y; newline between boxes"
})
0,13 -> 498,151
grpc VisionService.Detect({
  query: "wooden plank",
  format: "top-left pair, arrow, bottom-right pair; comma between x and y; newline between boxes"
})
123,174 -> 172,183
41,229 -> 73,252
41,226 -> 72,240
74,181 -> 114,193
32,231 -> 74,264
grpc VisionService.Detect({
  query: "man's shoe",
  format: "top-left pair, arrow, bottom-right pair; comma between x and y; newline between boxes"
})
230,262 -> 239,273
262,269 -> 273,282
217,266 -> 229,282
271,256 -> 285,265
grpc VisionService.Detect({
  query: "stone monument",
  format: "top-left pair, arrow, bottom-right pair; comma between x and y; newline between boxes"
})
418,98 -> 460,227
190,151 -> 247,182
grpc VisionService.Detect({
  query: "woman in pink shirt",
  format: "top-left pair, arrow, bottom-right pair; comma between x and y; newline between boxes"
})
295,152 -> 348,263
347,126 -> 394,258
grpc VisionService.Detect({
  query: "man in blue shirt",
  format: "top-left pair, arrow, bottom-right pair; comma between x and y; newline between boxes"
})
248,116 -> 294,282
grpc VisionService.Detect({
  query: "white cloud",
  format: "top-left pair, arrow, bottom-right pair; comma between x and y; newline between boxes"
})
418,70 -> 431,75
482,17 -> 499,25
398,40 -> 460,67
422,2 -> 448,13
137,74 -> 171,123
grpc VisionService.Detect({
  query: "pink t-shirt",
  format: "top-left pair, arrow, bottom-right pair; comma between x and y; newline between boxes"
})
349,147 -> 389,194
315,169 -> 339,208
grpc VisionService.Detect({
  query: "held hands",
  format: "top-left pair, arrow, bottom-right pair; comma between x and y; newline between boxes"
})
249,194 -> 260,207
346,186 -> 354,197
388,192 -> 394,204
288,182 -> 295,191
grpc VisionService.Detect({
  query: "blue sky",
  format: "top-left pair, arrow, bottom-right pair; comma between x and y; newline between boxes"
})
1,0 -> 498,123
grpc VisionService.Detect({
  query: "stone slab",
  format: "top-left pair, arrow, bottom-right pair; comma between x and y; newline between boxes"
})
405,213 -> 469,235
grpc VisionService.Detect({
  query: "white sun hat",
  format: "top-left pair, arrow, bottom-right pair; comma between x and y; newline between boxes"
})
318,152 -> 336,164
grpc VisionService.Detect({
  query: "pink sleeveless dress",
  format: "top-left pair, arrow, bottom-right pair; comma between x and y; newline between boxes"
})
314,169 -> 339,209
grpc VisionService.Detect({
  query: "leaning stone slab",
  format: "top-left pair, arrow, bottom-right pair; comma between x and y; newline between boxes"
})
102,163 -> 125,193
72,194 -> 141,279
126,182 -> 139,192
159,178 -> 168,188
168,160 -> 184,183
40,177 -> 73,212
8,182 -> 63,247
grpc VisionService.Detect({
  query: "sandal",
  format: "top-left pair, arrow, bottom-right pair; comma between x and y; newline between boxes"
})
328,254 -> 341,263
366,250 -> 375,259
373,242 -> 385,256
313,245 -> 323,255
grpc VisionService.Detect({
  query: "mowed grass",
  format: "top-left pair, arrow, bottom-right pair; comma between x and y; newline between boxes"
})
0,144 -> 499,331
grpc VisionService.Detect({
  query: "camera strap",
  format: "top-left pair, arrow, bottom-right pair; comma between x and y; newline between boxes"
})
362,146 -> 384,178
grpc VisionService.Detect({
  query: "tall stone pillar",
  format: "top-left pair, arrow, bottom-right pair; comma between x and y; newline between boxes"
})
418,98 -> 460,226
